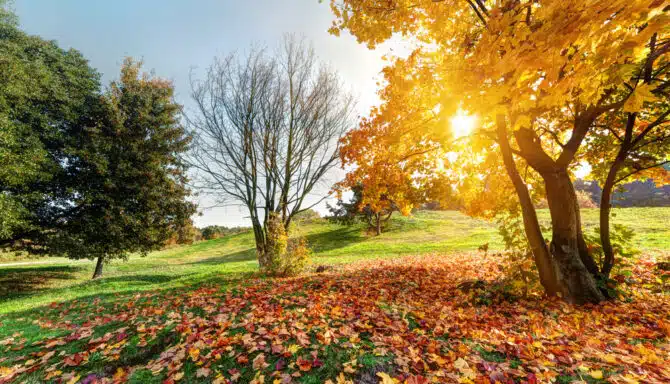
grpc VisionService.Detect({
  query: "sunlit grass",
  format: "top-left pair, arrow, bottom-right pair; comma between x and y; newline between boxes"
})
1,208 -> 668,314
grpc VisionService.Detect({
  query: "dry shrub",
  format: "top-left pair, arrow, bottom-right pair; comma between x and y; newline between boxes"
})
266,213 -> 311,277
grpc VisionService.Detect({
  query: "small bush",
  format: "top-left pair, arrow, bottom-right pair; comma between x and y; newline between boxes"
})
576,190 -> 597,208
495,211 -> 541,297
293,209 -> 323,224
584,224 -> 639,274
266,213 -> 311,277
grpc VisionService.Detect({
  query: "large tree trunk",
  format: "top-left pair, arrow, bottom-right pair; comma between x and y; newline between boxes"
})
92,256 -> 104,279
544,169 -> 605,304
496,116 -> 560,296
498,116 -> 604,304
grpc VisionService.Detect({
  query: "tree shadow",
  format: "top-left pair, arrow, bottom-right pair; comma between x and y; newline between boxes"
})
2,273 -> 252,320
90,274 -> 177,285
188,248 -> 257,265
0,265 -> 83,301
304,226 -> 367,254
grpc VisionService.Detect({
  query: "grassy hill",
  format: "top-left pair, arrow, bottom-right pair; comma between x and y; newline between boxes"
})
0,208 -> 669,383
1,208 -> 669,314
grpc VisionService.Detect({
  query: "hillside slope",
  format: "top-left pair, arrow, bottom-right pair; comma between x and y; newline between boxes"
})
1,208 -> 669,314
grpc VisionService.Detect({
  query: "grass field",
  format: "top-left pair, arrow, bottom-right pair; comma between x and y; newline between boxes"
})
1,208 -> 669,315
0,208 -> 669,383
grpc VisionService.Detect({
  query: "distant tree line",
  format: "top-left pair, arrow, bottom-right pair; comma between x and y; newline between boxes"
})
199,225 -> 250,241
575,178 -> 670,208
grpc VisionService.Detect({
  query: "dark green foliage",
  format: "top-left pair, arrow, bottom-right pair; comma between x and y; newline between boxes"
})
1,5 -> 101,243
48,59 -> 196,276
326,183 -> 378,226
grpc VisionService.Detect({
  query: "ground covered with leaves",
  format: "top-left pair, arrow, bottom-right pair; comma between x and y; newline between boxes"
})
0,252 -> 668,384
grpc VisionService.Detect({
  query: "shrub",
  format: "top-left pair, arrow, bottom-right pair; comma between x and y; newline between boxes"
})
293,209 -> 322,224
265,213 -> 311,277
495,211 -> 541,297
584,224 -> 639,275
575,190 -> 597,208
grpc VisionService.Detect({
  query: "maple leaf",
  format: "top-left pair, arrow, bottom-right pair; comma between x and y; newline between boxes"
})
188,347 -> 200,361
253,353 -> 268,370
296,356 -> 312,371
377,372 -> 397,383
405,375 -> 429,384
196,367 -> 211,378
589,370 -> 604,380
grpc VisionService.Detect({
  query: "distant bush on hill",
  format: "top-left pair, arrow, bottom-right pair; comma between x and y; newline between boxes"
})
536,189 -> 597,209
199,225 -> 250,240
292,209 -> 323,224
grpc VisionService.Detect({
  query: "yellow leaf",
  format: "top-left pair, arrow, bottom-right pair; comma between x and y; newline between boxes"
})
513,115 -> 532,130
624,84 -> 656,112
377,372 -> 397,384
189,347 -> 200,361
590,370 -> 603,379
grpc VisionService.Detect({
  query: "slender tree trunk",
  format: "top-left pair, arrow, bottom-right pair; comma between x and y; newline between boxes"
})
496,116 -> 560,296
600,113 -> 636,278
92,256 -> 104,279
375,213 -> 382,236
251,216 -> 270,271
544,169 -> 605,304
600,155 -> 624,278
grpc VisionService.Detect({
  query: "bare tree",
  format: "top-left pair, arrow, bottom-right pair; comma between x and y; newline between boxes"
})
188,36 -> 354,270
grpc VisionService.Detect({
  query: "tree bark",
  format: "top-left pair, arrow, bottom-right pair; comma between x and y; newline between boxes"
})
496,116 -> 561,296
543,169 -> 605,304
92,256 -> 104,279
600,113 -> 636,278
600,156 -> 624,278
375,213 -> 382,236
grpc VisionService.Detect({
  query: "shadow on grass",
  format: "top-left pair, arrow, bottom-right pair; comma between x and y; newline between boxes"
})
188,248 -> 257,265
192,226 -> 367,264
304,226 -> 367,254
2,272 -> 253,320
0,265 -> 84,301
92,274 -> 177,285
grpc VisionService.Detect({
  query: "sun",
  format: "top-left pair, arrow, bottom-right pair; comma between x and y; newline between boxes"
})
450,112 -> 477,138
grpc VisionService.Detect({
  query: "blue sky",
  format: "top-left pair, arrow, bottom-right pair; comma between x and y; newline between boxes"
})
14,0 -> 398,227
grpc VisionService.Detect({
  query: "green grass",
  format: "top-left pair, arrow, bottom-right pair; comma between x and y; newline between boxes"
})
1,208 -> 668,315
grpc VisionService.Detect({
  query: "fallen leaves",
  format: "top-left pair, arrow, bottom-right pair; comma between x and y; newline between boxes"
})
0,252 -> 668,383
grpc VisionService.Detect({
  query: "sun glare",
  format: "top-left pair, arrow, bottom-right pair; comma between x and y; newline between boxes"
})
450,112 -> 477,138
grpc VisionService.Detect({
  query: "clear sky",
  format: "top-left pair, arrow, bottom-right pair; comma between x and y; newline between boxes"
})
13,0 -> 398,228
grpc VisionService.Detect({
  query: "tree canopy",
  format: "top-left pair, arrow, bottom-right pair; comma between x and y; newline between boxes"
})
0,7 -> 100,243
50,59 -> 197,278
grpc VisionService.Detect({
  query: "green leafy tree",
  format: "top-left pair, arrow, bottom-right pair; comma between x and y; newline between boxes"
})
1,3 -> 101,244
50,59 -> 196,278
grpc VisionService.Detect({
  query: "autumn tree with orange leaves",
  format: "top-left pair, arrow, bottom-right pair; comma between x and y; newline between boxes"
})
328,0 -> 669,304
336,110 -> 453,235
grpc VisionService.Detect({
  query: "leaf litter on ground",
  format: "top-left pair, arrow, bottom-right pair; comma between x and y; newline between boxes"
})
0,252 -> 668,383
